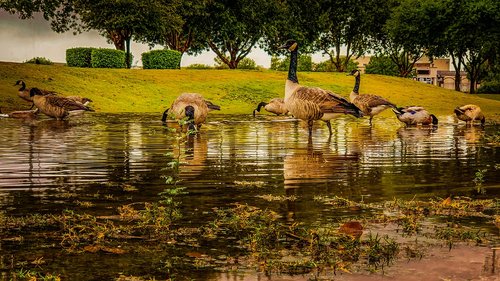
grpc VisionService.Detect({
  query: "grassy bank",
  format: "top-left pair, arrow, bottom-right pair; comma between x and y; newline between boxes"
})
1,62 -> 499,121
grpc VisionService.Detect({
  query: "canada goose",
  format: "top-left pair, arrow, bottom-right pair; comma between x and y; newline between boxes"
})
0,107 -> 39,119
30,88 -> 94,120
348,69 -> 396,125
279,40 -> 362,136
253,98 -> 288,117
392,106 -> 438,126
14,80 -> 57,106
454,104 -> 485,125
65,96 -> 93,106
161,93 -> 220,132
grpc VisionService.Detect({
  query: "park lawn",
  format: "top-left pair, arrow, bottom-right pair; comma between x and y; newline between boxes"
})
1,61 -> 499,122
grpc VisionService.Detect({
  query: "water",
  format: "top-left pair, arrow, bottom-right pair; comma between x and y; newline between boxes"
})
0,113 -> 499,280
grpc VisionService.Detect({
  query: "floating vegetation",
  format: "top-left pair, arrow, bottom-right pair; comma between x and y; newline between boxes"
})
256,194 -> 297,202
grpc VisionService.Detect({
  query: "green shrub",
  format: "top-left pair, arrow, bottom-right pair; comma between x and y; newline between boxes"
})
365,55 -> 399,76
237,57 -> 257,70
24,57 -> 53,65
477,80 -> 500,94
313,60 -> 336,72
185,64 -> 213,69
270,54 -> 313,71
91,48 -> 126,68
142,50 -> 181,69
66,47 -> 95,67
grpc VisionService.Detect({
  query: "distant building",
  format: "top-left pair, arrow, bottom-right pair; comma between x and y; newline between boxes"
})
354,56 -> 470,92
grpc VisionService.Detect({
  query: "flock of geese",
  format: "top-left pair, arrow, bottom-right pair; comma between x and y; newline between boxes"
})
2,40 -> 486,136
1,80 -> 93,120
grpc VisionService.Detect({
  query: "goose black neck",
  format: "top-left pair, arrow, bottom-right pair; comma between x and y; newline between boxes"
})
353,74 -> 360,94
288,49 -> 298,83
19,82 -> 26,91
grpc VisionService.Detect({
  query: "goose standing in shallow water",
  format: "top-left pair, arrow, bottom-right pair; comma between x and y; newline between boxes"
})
348,69 -> 396,125
30,88 -> 94,120
279,40 -> 362,137
253,98 -> 288,117
161,93 -> 220,132
454,104 -> 485,126
392,106 -> 438,126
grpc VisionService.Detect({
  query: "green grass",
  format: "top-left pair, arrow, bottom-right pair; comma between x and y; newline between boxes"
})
1,62 -> 499,121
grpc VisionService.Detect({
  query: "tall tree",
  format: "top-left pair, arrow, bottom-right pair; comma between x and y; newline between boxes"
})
314,0 -> 391,72
200,0 -> 281,69
137,0 -> 208,56
375,0 -> 438,77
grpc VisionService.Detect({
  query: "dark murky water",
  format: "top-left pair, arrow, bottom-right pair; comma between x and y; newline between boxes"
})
0,113 -> 499,280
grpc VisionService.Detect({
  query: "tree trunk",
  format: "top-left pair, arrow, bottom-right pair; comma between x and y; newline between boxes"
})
450,53 -> 463,92
125,37 -> 131,69
108,30 -> 126,51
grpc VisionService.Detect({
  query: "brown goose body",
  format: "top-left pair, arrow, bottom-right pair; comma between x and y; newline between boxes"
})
161,93 -> 220,131
349,70 -> 396,124
279,40 -> 362,136
253,98 -> 288,117
393,106 -> 438,126
454,104 -> 485,125
65,96 -> 93,106
30,88 -> 93,120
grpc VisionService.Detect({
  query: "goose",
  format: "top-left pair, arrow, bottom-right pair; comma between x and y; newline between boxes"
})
392,106 -> 438,126
161,93 -> 220,132
348,69 -> 396,125
278,40 -> 362,136
65,96 -> 93,106
253,98 -> 288,117
0,107 -> 39,119
454,104 -> 485,125
15,80 -> 57,108
30,88 -> 94,120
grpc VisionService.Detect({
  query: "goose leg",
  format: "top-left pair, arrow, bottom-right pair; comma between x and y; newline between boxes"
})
307,120 -> 314,136
325,120 -> 332,135
369,116 -> 373,126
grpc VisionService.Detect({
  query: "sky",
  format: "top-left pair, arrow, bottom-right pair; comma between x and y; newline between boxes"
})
0,11 -> 328,68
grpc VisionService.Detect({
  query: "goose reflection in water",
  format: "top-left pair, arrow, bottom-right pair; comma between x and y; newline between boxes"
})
283,138 -> 360,189
172,134 -> 209,179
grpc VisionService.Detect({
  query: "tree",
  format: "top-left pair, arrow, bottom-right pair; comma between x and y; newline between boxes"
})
138,0 -> 208,56
2,0 -> 181,69
364,55 -> 399,76
196,0 -> 278,69
314,0 -> 391,72
375,0 -> 439,77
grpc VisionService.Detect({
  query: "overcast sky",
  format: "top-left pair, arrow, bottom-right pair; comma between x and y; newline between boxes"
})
0,11 -> 330,68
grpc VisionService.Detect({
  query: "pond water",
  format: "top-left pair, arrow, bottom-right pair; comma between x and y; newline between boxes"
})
0,113 -> 499,280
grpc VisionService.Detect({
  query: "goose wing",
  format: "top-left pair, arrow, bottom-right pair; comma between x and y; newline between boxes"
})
45,96 -> 93,111
293,86 -> 362,117
355,94 -> 395,108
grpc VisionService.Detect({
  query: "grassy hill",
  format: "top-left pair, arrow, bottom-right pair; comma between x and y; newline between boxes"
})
1,62 -> 499,122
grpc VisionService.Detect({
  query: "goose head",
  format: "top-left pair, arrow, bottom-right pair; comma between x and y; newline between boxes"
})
29,88 -> 43,97
348,69 -> 360,77
278,40 -> 298,52
205,100 -> 220,111
185,105 -> 196,132
14,80 -> 25,87
430,114 -> 438,125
